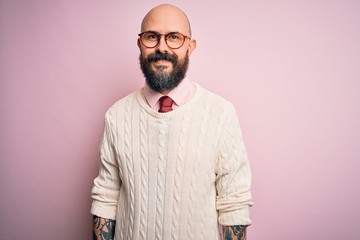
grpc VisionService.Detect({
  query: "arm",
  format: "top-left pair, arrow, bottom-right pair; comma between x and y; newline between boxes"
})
93,215 -> 116,240
222,225 -> 247,240
216,105 -> 253,232
91,114 -> 120,238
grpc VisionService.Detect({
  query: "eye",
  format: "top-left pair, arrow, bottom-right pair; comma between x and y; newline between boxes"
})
168,33 -> 180,40
144,33 -> 159,41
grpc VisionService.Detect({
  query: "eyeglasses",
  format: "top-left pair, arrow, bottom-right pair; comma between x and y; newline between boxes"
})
138,31 -> 190,49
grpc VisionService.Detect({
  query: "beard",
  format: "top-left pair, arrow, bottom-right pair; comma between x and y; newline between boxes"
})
139,50 -> 189,93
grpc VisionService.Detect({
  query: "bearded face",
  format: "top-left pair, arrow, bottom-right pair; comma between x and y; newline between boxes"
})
139,50 -> 189,93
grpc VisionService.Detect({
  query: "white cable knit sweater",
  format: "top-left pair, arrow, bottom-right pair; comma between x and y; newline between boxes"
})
91,84 -> 253,240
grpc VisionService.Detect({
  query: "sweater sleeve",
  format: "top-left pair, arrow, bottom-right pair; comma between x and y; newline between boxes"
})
91,113 -> 121,220
215,105 -> 253,226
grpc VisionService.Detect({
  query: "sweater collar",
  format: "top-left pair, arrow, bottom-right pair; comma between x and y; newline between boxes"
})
142,77 -> 193,110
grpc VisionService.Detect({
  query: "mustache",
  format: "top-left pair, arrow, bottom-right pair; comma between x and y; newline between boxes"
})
146,52 -> 177,64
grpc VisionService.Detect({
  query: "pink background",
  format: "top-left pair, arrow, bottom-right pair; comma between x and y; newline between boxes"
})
1,0 -> 359,239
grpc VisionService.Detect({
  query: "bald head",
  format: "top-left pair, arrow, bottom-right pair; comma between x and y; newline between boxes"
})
141,4 -> 192,37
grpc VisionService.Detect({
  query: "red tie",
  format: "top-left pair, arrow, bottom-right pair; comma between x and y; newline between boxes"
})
158,96 -> 174,113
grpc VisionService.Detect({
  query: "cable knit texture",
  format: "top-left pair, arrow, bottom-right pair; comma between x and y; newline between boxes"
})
91,84 -> 253,240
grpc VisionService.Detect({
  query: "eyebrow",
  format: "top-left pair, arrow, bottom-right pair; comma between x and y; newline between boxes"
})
141,30 -> 186,36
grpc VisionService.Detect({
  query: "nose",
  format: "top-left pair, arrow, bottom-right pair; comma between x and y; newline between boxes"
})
156,35 -> 170,53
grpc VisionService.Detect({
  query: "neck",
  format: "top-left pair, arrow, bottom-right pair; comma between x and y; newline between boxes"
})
159,90 -> 171,95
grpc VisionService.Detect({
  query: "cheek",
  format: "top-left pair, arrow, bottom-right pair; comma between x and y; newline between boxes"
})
175,47 -> 188,57
140,47 -> 153,58
175,51 -> 187,62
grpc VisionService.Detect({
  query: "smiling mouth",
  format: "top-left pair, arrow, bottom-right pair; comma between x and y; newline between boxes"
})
154,59 -> 171,64
153,60 -> 172,67
152,62 -> 172,72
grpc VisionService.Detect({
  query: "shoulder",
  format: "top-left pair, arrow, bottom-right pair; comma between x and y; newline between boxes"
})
196,85 -> 236,113
104,90 -> 140,119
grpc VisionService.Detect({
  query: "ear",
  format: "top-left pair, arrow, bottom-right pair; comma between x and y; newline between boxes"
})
137,38 -> 141,49
187,39 -> 197,56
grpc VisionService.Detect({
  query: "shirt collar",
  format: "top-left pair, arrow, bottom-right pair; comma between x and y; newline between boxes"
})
143,77 -> 193,109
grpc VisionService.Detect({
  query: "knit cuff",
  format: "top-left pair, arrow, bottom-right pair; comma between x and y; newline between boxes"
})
90,201 -> 117,220
218,206 -> 252,226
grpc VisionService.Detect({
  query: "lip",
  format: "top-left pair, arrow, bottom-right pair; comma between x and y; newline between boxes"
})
153,60 -> 171,65
152,60 -> 172,69
151,60 -> 172,72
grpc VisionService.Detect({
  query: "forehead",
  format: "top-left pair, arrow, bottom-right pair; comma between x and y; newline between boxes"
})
141,7 -> 189,34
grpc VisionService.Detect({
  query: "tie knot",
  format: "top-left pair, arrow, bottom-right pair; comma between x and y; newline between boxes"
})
158,96 -> 174,113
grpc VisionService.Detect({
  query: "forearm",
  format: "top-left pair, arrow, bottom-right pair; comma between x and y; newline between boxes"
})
222,225 -> 248,240
93,215 -> 116,240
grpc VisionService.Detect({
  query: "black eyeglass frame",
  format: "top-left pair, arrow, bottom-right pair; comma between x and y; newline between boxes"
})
138,31 -> 191,50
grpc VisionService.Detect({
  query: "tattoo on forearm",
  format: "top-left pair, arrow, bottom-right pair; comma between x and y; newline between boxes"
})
223,225 -> 247,240
93,216 -> 116,240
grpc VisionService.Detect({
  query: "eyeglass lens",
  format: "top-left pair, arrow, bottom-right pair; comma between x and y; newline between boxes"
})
140,32 -> 186,49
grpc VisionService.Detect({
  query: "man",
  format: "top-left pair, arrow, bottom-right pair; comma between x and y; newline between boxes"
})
91,4 -> 253,240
